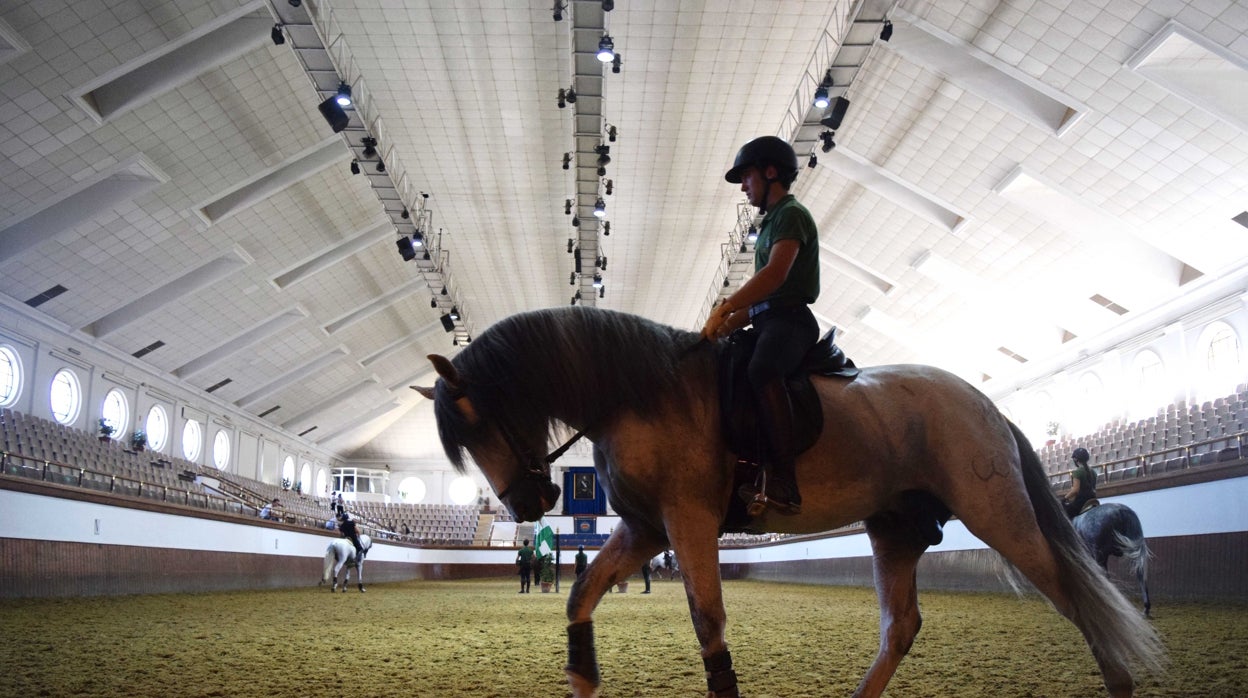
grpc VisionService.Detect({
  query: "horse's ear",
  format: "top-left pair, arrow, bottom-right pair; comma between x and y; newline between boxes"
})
428,354 -> 460,390
411,385 -> 436,400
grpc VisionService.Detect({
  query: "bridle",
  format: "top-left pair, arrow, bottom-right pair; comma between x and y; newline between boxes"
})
495,419 -> 588,502
444,383 -> 588,503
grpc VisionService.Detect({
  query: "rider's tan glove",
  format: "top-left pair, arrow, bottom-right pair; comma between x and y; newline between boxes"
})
700,301 -> 736,340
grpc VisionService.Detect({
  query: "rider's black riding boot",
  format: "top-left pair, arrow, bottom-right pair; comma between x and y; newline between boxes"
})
742,379 -> 801,515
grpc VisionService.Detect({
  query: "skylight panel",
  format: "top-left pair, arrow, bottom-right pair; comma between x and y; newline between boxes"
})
887,11 -> 1087,136
1126,20 -> 1248,133
68,1 -> 272,124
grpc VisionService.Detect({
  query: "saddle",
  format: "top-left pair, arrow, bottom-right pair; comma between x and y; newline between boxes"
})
1079,498 -> 1101,515
716,326 -> 859,533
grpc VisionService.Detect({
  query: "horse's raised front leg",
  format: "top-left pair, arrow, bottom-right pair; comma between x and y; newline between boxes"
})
357,561 -> 366,593
666,508 -> 739,698
853,516 -> 928,698
565,520 -> 663,698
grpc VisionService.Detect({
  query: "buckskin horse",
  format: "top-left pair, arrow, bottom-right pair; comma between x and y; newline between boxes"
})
414,306 -> 1163,698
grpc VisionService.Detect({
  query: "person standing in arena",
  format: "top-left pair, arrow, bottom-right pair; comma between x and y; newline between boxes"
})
515,538 -> 535,593
701,136 -> 821,516
574,545 -> 588,579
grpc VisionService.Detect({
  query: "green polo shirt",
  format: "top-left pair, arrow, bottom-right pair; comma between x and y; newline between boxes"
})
755,194 -> 820,305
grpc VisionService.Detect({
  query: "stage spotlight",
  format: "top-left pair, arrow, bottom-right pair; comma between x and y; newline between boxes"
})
271,24 -> 285,45
607,125 -> 617,142
562,152 -> 571,170
595,144 -> 610,166
557,88 -> 566,109
566,86 -> 577,103
592,273 -> 603,289
820,131 -> 835,153
593,198 -> 606,218
572,215 -> 580,228
603,221 -> 610,236
412,230 -> 424,248
597,35 -> 615,63
335,82 -> 352,107
881,20 -> 893,42
570,272 -> 576,286
611,53 -> 621,74
565,199 -> 573,215
400,208 -> 409,219
567,238 -> 574,253
552,1 -> 564,21
440,313 -> 455,332
808,153 -> 817,168
598,286 -> 605,299
747,225 -> 758,243
449,306 -> 460,321
361,136 -> 377,158
430,297 -> 437,309
602,0 -> 614,10
376,160 -> 386,173
813,70 -> 832,109
605,179 -> 613,195
350,160 -> 360,175
599,255 -> 607,270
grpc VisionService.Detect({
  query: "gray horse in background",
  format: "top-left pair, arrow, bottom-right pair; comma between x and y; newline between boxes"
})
1073,503 -> 1151,617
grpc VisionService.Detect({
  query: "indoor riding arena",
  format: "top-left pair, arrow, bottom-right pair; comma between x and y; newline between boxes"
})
2,0 -> 1248,697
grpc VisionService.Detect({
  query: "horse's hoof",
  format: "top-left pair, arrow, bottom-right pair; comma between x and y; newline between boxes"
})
358,586 -> 366,593
565,668 -> 600,698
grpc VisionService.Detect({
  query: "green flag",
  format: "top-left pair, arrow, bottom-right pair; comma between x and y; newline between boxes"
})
536,520 -> 555,558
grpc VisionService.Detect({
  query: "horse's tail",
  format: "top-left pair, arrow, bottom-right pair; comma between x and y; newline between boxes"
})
1009,422 -> 1165,675
322,545 -> 336,583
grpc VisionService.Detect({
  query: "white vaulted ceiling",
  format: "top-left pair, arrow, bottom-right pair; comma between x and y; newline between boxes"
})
0,0 -> 1246,462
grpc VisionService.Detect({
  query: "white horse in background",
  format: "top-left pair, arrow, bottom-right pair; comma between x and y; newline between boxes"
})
321,534 -> 373,592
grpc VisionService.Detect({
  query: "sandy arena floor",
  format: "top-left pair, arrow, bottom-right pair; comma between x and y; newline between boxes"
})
1,577 -> 1244,697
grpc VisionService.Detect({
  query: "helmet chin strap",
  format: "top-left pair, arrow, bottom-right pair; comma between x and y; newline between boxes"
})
757,175 -> 778,215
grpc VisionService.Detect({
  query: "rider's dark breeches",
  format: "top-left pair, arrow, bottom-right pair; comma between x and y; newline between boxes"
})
747,305 -> 817,467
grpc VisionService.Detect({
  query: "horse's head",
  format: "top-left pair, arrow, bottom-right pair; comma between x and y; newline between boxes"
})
415,354 -> 561,523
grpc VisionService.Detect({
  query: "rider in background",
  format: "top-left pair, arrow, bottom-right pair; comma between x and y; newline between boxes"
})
701,136 -> 821,516
336,505 -> 367,561
1063,447 -> 1098,518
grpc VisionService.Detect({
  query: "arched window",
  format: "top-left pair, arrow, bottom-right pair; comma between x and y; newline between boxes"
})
0,345 -> 23,407
1196,321 -> 1242,401
212,429 -> 230,470
146,405 -> 168,452
315,468 -> 328,497
1069,372 -> 1106,436
398,476 -> 426,503
101,389 -> 128,440
448,475 -> 478,505
49,368 -> 82,425
282,456 -> 295,487
299,461 -> 312,493
182,419 -> 201,461
1128,350 -> 1167,421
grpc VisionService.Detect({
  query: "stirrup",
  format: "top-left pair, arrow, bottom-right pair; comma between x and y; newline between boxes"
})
738,468 -> 801,517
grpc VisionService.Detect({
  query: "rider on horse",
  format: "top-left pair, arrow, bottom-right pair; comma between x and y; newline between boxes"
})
336,505 -> 367,562
1063,447 -> 1098,518
702,136 -> 821,516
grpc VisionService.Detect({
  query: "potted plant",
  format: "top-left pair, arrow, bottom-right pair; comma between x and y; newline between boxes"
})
131,430 -> 147,452
281,477 -> 292,491
1045,421 -> 1060,447
98,418 -> 115,443
539,555 -> 555,593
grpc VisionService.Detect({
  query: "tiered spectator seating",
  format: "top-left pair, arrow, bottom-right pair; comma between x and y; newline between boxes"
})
1,407 -> 210,505
1038,384 -> 1247,486
354,501 -> 482,545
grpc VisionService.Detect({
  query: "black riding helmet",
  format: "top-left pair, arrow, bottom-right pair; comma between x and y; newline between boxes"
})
724,136 -> 799,184
1072,447 -> 1090,463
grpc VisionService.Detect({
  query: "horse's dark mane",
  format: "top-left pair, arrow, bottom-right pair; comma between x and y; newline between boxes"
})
433,306 -> 702,471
